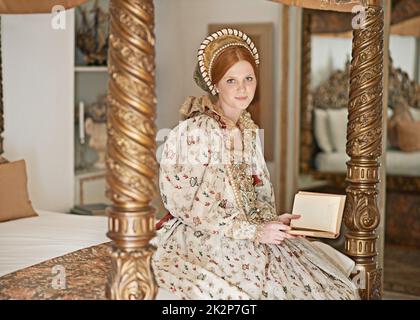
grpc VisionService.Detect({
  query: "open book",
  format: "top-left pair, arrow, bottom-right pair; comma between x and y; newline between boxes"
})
287,191 -> 346,239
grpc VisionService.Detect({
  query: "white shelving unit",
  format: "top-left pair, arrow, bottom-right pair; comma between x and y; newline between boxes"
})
74,66 -> 108,73
73,0 -> 110,207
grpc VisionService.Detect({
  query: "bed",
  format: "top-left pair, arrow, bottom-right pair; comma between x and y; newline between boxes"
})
0,0 -> 386,300
309,61 -> 420,180
0,210 -> 178,299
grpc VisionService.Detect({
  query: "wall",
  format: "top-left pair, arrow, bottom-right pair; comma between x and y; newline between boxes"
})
2,0 -> 284,212
2,10 -> 75,212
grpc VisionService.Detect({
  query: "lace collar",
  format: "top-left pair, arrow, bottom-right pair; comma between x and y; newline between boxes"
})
179,95 -> 258,131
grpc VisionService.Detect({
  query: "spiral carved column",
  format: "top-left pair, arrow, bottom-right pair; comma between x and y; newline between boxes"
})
300,10 -> 313,174
106,0 -> 158,300
344,1 -> 383,300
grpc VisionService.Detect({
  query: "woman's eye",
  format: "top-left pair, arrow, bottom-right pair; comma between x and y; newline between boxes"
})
246,76 -> 254,81
227,79 -> 235,84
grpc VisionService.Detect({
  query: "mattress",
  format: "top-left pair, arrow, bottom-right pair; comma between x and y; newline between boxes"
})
315,150 -> 420,176
0,210 -> 177,300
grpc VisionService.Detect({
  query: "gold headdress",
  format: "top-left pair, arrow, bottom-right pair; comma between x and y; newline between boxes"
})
194,28 -> 260,95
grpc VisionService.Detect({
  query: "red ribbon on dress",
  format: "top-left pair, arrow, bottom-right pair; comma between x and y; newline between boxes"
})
156,211 -> 174,230
252,174 -> 262,186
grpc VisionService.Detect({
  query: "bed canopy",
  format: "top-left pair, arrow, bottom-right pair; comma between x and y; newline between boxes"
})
0,0 -> 385,300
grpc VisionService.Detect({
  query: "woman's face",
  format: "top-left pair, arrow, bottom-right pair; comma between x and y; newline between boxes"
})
215,60 -> 257,113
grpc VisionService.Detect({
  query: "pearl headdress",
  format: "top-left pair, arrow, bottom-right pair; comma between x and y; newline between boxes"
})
194,28 -> 260,95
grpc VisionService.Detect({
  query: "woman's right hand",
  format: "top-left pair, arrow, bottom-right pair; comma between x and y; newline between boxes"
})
256,221 -> 297,245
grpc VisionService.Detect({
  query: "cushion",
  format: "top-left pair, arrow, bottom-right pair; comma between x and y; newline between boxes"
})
410,107 -> 420,121
0,159 -> 38,222
327,108 -> 348,152
313,108 -> 333,153
388,105 -> 414,149
396,120 -> 420,152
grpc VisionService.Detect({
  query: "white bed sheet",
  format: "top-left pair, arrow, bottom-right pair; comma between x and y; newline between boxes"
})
0,210 -> 177,300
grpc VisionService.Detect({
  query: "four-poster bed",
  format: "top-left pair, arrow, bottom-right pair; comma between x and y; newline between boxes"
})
0,0 -> 385,300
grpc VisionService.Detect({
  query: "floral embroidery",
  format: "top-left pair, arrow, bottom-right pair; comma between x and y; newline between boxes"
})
152,96 -> 359,300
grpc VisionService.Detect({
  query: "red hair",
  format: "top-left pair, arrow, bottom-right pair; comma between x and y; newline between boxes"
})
211,46 -> 259,85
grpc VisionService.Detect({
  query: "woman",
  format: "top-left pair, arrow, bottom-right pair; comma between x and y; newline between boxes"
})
152,28 -> 359,300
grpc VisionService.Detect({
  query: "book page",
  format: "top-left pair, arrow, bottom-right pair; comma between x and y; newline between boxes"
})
290,193 -> 345,233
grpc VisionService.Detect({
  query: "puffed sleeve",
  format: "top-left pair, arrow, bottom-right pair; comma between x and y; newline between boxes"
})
159,114 -> 259,240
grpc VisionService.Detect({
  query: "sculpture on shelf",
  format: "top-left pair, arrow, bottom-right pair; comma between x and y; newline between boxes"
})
76,0 -> 109,66
85,117 -> 107,169
86,93 -> 107,122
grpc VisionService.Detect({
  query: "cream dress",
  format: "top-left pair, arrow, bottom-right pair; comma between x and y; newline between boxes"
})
151,95 -> 359,300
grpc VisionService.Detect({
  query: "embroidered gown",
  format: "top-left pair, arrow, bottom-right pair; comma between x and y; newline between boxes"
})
151,95 -> 359,300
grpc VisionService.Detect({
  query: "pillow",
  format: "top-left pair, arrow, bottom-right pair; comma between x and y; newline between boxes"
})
0,159 -> 38,222
313,108 -> 333,153
387,107 -> 394,119
396,120 -> 420,152
388,106 -> 414,149
410,107 -> 420,121
327,108 -> 348,152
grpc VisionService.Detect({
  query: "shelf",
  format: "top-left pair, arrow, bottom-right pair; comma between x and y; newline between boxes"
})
75,167 -> 106,177
75,66 -> 108,73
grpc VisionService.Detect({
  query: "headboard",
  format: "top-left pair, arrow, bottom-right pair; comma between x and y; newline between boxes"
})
300,58 -> 420,192
312,59 -> 420,111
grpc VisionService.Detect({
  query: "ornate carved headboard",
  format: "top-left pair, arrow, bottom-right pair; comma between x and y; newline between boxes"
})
312,59 -> 420,111
301,58 -> 420,192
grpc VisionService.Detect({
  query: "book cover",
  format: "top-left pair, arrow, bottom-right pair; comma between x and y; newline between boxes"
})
287,191 -> 346,239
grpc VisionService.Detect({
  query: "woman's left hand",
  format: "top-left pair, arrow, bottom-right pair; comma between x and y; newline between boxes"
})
277,213 -> 301,226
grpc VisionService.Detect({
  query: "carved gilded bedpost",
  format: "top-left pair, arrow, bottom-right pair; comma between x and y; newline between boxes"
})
344,0 -> 383,300
106,0 -> 158,300
299,10 -> 313,174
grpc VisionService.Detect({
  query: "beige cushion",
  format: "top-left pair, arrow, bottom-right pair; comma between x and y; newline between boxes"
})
410,107 -> 420,121
327,108 -> 348,152
313,108 -> 333,153
388,106 -> 414,149
397,120 -> 420,152
0,160 -> 38,222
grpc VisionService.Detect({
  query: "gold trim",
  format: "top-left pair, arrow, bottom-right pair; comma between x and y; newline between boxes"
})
197,28 -> 260,95
269,0 -> 364,13
106,0 -> 158,300
279,5 -> 289,213
0,16 -> 3,159
299,10 -> 312,174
